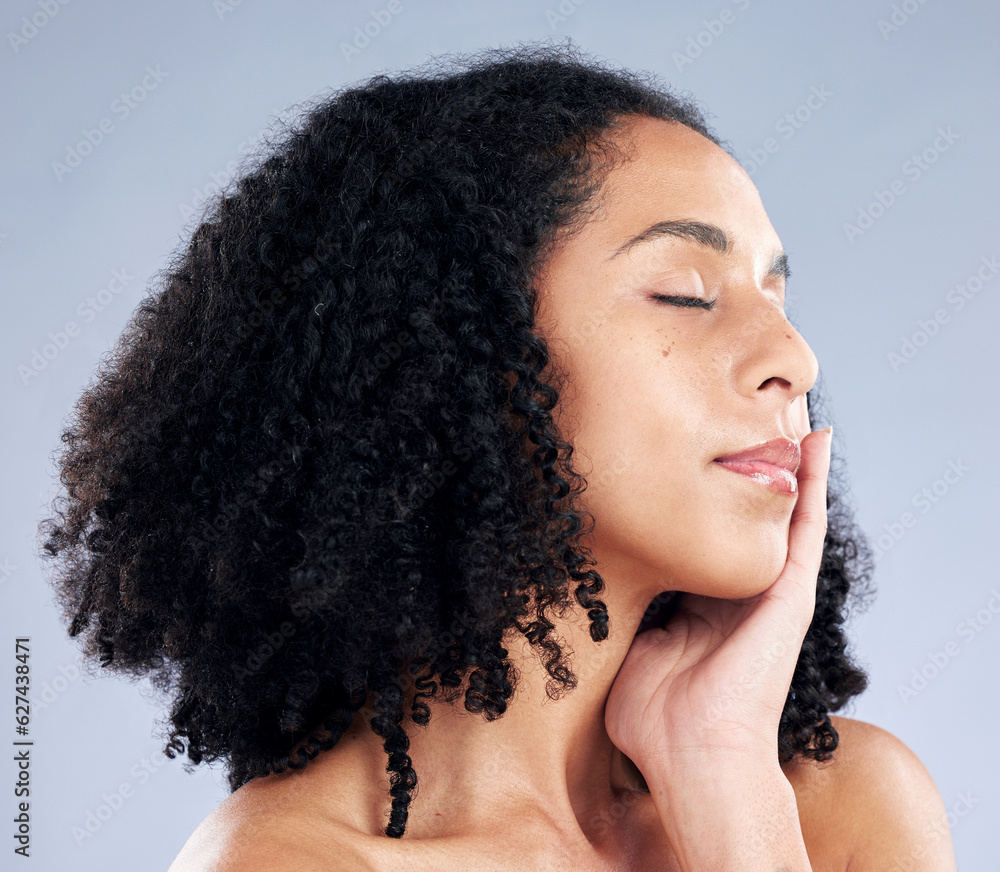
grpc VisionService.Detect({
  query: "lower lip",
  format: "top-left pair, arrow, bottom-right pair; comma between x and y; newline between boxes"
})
713,460 -> 798,495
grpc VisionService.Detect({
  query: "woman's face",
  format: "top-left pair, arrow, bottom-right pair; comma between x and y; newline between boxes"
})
532,115 -> 817,600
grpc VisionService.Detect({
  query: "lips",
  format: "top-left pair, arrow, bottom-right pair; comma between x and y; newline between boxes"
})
714,437 -> 801,474
712,437 -> 801,495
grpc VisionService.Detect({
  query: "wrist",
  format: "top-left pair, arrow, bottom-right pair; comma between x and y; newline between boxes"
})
641,758 -> 811,871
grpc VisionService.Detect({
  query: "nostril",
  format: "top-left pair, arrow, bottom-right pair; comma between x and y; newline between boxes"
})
758,376 -> 792,391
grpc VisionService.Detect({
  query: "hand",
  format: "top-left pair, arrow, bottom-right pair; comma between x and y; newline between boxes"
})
604,425 -> 833,772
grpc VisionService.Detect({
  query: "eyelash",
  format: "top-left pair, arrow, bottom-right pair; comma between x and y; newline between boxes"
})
651,294 -> 717,310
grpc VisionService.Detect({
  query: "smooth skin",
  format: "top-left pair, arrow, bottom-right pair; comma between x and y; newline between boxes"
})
168,116 -> 957,871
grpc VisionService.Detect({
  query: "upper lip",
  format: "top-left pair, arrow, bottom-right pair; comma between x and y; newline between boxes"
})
714,437 -> 801,476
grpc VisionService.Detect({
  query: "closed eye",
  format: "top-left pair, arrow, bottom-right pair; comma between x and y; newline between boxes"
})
652,294 -> 716,310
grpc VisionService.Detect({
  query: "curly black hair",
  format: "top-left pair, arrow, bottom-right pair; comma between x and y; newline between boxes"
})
37,41 -> 874,839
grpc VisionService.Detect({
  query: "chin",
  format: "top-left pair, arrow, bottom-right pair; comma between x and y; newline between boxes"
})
681,537 -> 790,600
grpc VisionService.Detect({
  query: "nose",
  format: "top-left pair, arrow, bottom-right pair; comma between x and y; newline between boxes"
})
735,298 -> 819,404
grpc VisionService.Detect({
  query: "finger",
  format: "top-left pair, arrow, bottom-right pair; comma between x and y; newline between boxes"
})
782,426 -> 833,604
793,394 -> 810,442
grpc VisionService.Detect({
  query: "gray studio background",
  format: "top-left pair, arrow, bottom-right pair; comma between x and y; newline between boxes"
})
2,1 -> 997,868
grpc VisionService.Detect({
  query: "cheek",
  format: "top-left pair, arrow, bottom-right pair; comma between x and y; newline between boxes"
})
548,335 -> 792,596
564,405 -> 793,597
565,385 -> 703,553
558,338 -> 704,523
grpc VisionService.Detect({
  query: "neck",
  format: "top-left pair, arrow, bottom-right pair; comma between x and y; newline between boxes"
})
324,558 -> 671,847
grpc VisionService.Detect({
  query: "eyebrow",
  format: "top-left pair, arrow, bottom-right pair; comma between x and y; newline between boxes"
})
605,219 -> 791,282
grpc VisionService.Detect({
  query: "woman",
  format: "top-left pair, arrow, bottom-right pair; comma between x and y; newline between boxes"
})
39,44 -> 956,870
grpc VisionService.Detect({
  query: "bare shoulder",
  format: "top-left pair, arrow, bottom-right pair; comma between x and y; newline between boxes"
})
166,776 -> 369,872
783,715 -> 957,872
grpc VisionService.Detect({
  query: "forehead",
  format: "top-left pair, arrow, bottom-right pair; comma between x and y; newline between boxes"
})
579,115 -> 778,256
